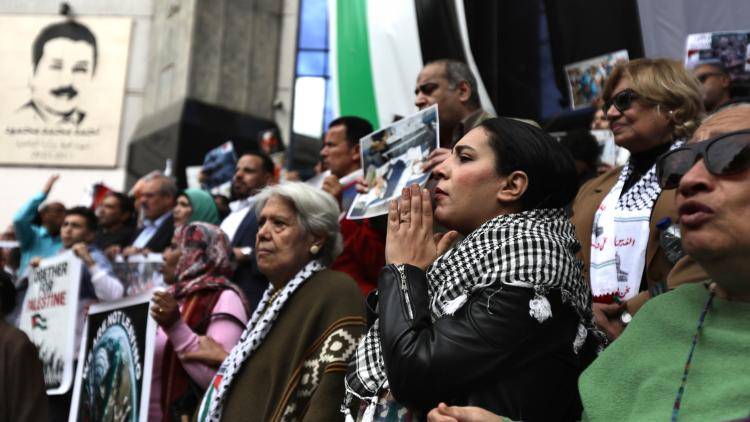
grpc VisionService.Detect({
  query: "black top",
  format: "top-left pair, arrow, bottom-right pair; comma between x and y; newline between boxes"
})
376,264 -> 586,421
621,141 -> 672,194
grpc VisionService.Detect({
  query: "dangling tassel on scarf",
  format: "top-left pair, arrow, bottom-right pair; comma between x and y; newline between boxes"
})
344,208 -> 600,416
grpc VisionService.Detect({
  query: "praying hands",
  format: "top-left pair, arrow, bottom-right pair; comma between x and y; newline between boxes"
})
385,184 -> 458,271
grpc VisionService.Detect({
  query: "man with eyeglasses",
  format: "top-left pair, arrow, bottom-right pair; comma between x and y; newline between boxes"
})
416,60 -> 494,172
692,62 -> 732,113
416,60 -> 540,172
125,174 -> 177,254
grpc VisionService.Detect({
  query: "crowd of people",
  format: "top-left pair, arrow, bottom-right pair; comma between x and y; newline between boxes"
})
1,56 -> 750,422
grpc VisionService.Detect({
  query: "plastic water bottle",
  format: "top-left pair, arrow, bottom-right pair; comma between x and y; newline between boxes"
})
656,217 -> 684,264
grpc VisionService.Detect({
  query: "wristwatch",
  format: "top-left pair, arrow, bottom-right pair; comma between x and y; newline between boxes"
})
620,310 -> 632,325
240,246 -> 253,257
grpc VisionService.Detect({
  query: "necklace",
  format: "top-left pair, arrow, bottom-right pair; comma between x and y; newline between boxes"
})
670,284 -> 716,421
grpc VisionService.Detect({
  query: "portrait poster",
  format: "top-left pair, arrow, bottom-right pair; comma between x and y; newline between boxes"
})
18,250 -> 82,395
0,15 -> 132,167
564,50 -> 629,109
69,292 -> 157,422
347,104 -> 439,220
685,30 -> 750,83
112,253 -> 165,297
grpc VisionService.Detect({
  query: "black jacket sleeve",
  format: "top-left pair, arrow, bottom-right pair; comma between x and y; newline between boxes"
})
143,215 -> 175,252
377,264 -> 579,414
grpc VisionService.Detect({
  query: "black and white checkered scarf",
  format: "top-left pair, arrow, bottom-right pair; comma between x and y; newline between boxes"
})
344,208 -> 598,416
616,140 -> 684,211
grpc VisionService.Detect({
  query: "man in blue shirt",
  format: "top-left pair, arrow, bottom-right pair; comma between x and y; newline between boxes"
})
127,174 -> 176,253
13,175 -> 65,278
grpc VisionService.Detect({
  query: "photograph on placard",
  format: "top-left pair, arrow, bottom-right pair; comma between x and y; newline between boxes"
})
347,105 -> 439,220
565,50 -> 630,109
685,30 -> 750,83
69,293 -> 156,422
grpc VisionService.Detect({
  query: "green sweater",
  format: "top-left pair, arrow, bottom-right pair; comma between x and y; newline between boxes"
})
580,283 -> 750,421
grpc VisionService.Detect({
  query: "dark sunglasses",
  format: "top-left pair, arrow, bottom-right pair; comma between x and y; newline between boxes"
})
414,82 -> 439,96
602,89 -> 638,116
656,129 -> 750,189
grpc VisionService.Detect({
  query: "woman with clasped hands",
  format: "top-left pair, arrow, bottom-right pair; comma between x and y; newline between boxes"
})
345,118 -> 601,422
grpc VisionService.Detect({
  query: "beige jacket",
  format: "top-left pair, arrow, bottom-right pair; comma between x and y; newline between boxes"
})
570,167 -> 707,314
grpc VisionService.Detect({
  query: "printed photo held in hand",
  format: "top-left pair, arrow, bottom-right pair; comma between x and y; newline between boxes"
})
347,104 -> 439,219
69,292 -> 157,422
565,50 -> 629,109
685,30 -> 750,84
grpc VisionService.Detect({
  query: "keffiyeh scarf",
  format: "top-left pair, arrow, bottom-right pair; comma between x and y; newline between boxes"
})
589,141 -> 683,301
345,208 -> 598,419
196,260 -> 324,421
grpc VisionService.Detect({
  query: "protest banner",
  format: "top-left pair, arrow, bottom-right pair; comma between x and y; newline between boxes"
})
347,104 -> 439,219
112,253 -> 165,296
69,292 -> 156,422
18,250 -> 82,394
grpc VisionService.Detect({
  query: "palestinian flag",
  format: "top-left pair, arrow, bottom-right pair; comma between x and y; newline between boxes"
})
328,0 -> 497,130
31,313 -> 48,330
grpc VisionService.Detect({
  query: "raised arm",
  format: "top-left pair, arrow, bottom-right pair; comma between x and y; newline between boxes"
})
13,175 -> 59,249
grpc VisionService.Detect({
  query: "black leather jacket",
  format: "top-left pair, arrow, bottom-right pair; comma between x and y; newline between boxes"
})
377,264 -> 586,421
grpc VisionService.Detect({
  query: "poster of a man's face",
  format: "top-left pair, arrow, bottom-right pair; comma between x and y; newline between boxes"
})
0,16 -> 131,167
24,21 -> 97,126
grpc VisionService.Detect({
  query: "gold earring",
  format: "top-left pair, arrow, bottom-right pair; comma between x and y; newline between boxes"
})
310,244 -> 320,255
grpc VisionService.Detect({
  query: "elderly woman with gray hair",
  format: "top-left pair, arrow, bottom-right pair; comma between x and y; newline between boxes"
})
192,182 -> 366,422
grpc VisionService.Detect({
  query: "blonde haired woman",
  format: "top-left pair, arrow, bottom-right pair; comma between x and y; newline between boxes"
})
571,58 -> 707,340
